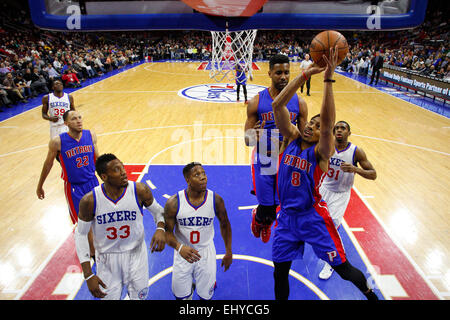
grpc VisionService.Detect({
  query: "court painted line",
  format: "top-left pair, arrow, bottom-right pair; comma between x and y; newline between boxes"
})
352,134 -> 450,156
83,90 -> 178,93
146,180 -> 157,190
147,254 -> 330,300
136,135 -> 250,183
238,205 -> 258,210
0,62 -> 144,124
336,71 -> 450,120
341,219 -> 389,299
352,187 -> 444,300
2,122 -> 448,159
348,227 -> 365,232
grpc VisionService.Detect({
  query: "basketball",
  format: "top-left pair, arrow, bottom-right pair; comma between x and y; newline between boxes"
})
309,30 -> 349,67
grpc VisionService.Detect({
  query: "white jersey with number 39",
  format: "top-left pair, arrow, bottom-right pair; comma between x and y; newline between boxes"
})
175,189 -> 215,250
48,92 -> 71,127
321,143 -> 357,193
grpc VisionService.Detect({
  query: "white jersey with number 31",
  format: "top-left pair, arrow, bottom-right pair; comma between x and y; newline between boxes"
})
175,189 -> 215,250
321,143 -> 357,193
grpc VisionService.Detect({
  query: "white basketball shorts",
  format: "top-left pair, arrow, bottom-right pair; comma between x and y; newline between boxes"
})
172,242 -> 216,300
320,187 -> 351,228
95,239 -> 149,300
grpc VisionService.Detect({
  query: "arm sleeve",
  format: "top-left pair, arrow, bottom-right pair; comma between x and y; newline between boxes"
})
145,199 -> 165,225
74,219 -> 93,264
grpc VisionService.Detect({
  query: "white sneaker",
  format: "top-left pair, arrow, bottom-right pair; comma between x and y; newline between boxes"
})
319,262 -> 334,280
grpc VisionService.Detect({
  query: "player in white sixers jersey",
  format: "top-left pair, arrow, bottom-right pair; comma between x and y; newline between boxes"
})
75,154 -> 166,300
244,54 -> 307,243
41,80 -> 75,139
318,121 -> 376,280
165,162 -> 232,300
271,47 -> 378,300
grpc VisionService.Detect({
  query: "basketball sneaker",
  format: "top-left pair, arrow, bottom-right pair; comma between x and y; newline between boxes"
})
251,208 -> 262,238
260,222 -> 273,243
319,261 -> 334,280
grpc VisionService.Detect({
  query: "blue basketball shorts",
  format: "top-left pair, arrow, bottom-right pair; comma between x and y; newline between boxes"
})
250,148 -> 279,206
64,176 -> 99,224
272,201 -> 347,266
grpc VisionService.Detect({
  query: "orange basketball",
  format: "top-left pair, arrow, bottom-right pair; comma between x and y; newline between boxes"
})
309,30 -> 349,67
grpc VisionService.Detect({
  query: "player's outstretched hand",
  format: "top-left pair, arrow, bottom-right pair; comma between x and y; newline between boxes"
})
322,45 -> 339,80
180,245 -> 201,264
221,252 -> 232,272
306,63 -> 326,76
87,275 -> 107,299
150,229 -> 166,252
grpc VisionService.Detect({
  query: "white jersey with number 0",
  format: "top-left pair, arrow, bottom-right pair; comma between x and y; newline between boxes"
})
92,181 -> 145,254
175,189 -> 215,250
321,143 -> 357,193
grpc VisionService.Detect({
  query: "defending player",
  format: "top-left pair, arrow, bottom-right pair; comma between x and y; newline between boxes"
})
318,120 -> 377,280
164,162 -> 232,300
74,153 -> 166,300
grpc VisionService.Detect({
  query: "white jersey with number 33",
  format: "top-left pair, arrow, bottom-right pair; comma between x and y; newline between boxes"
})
92,181 -> 145,254
175,189 -> 215,250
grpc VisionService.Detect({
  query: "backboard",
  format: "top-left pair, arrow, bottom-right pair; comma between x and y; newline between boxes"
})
29,0 -> 428,32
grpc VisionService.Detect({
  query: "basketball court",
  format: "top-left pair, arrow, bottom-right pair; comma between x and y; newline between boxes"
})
0,0 -> 448,301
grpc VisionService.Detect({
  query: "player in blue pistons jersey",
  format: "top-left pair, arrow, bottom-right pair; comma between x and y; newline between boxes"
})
37,110 -> 100,256
271,47 -> 379,300
244,54 -> 308,243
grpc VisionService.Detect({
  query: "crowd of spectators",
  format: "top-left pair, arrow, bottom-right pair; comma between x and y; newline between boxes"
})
1,0 -> 448,111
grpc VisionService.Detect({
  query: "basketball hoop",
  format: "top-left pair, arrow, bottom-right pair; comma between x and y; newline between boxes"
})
210,25 -> 257,83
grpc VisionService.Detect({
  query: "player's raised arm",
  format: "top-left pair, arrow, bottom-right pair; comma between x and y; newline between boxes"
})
316,47 -> 339,171
272,65 -> 325,143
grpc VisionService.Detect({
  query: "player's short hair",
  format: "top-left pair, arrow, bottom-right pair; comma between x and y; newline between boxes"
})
52,79 -> 63,87
96,153 -> 118,176
62,110 -> 73,122
183,162 -> 202,179
334,120 -> 351,133
311,114 -> 320,121
269,54 -> 290,70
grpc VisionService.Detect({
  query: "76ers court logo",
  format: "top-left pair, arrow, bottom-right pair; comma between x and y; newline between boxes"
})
178,83 -> 265,103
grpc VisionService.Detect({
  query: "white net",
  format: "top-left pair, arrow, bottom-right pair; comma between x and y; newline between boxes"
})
209,28 -> 257,83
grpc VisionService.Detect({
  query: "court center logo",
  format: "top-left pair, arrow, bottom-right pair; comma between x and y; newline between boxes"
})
178,83 -> 265,103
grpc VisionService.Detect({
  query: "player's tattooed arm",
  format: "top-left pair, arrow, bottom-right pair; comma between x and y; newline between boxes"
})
164,195 -> 201,263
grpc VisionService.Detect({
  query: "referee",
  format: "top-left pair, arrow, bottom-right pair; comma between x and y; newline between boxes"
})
300,54 -> 313,96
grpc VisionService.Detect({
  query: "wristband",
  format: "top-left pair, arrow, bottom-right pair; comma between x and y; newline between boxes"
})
156,227 -> 165,232
302,71 -> 309,81
324,79 -> 335,82
85,273 -> 95,281
177,244 -> 184,254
